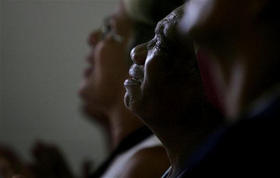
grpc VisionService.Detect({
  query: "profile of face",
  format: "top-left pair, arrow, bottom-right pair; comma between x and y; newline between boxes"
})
79,3 -> 133,120
124,6 -> 203,124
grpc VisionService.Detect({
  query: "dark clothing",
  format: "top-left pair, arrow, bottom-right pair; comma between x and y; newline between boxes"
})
89,126 -> 153,178
177,96 -> 280,177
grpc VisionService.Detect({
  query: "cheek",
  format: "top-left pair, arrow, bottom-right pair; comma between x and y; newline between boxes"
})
94,41 -> 130,88
96,43 -> 120,72
143,52 -> 167,91
99,40 -> 127,68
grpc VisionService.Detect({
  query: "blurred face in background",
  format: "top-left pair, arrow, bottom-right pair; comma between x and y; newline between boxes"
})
79,3 -> 133,121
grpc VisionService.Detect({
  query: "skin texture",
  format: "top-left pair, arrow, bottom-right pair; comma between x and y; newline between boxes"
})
179,0 -> 278,119
125,6 -> 221,178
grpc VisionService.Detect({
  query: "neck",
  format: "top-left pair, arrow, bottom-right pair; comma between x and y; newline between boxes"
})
148,105 -> 217,177
166,127 -> 211,178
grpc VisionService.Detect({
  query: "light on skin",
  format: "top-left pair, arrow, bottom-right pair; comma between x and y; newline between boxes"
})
125,6 -> 221,178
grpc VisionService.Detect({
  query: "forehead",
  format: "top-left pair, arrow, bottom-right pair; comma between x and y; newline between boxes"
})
155,12 -> 178,36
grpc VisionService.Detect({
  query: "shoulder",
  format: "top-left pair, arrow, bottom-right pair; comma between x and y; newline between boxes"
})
121,146 -> 170,178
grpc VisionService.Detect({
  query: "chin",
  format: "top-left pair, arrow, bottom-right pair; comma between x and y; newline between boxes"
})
123,91 -> 141,115
78,81 -> 88,97
79,92 -> 90,107
78,88 -> 96,117
124,92 -> 131,108
124,82 -> 141,109
79,99 -> 93,116
124,91 -> 137,111
78,82 -> 94,102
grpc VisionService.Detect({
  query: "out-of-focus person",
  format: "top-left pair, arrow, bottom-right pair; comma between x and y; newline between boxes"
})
176,0 -> 280,176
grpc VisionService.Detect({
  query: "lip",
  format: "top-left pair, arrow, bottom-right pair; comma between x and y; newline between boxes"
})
124,78 -> 142,87
124,64 -> 143,87
128,64 -> 144,81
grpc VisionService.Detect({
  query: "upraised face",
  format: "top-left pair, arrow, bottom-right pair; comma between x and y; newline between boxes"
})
124,7 -> 203,123
79,4 -> 133,119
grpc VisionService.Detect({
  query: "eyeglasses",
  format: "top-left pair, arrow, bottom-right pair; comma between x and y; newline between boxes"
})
99,17 -> 123,43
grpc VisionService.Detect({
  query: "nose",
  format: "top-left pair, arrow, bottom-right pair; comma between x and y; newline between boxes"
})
88,30 -> 102,47
130,43 -> 148,65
